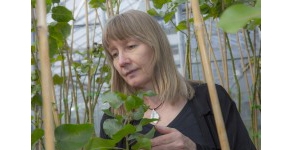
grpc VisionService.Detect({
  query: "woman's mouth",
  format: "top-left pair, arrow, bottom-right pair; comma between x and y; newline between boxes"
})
125,69 -> 138,77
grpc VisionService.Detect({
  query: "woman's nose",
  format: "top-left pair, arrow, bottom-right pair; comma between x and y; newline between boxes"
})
118,52 -> 130,67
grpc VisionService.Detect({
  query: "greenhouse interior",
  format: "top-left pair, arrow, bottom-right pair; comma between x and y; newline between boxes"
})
31,0 -> 261,149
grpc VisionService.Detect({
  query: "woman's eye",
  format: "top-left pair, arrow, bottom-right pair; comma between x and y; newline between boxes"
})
128,45 -> 137,49
111,53 -> 118,58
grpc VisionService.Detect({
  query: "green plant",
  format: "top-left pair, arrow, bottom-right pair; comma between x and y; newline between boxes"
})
53,91 -> 157,150
31,0 -> 111,149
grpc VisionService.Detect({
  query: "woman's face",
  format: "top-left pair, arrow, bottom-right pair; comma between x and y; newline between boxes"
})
108,38 -> 155,91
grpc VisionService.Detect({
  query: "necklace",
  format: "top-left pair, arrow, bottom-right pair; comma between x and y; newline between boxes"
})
149,101 -> 164,124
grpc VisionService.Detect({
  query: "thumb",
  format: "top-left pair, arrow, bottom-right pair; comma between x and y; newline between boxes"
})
155,125 -> 175,135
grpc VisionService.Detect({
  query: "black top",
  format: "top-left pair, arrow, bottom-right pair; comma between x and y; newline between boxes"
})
100,99 -> 206,148
100,83 -> 257,150
167,99 -> 205,145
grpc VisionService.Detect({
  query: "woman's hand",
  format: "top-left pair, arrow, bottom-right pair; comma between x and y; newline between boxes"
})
151,125 -> 196,150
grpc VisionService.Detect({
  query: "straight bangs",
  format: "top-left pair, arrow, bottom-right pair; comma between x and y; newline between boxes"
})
102,11 -> 153,55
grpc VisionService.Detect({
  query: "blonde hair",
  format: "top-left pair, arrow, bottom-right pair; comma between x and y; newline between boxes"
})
102,10 -> 195,115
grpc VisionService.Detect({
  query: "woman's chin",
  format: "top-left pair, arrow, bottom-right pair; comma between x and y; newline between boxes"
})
127,80 -> 152,91
128,82 -> 140,89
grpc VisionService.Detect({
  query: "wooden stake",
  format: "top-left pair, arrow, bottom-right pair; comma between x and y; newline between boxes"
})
190,0 -> 230,149
36,0 -> 55,149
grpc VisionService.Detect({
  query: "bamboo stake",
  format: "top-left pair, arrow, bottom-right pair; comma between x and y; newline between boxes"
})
145,0 -> 150,11
36,0 -> 55,149
190,0 -> 230,149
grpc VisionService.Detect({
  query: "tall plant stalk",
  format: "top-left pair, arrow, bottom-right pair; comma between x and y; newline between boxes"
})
242,29 -> 255,82
225,34 -> 241,112
84,0 -> 93,124
247,30 -> 260,148
185,2 -> 192,79
203,19 -> 223,86
236,32 -> 252,106
222,33 -> 229,92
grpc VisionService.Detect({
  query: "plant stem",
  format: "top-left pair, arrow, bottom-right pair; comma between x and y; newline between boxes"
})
185,2 -> 192,79
225,34 -> 241,112
203,19 -> 223,86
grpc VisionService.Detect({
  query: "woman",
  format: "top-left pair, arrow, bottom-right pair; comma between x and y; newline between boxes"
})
100,9 -> 256,150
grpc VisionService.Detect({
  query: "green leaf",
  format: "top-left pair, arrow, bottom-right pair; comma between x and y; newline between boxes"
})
72,61 -> 81,68
31,128 -> 44,146
31,84 -> 41,95
47,4 -> 52,14
55,124 -> 94,150
132,106 -> 145,120
52,0 -> 60,4
100,64 -> 110,73
127,128 -> 155,149
53,74 -> 64,85
54,22 -> 71,39
101,92 -> 124,109
31,0 -> 36,8
147,8 -> 159,16
127,132 -> 141,141
176,20 -> 187,31
153,0 -> 171,9
52,6 -> 74,22
255,0 -> 261,8
31,71 -> 39,81
174,0 -> 188,4
139,118 -> 158,126
51,54 -> 65,63
49,23 -> 65,48
58,113 -> 65,120
200,3 -> 210,14
137,90 -> 156,99
102,108 -> 114,117
84,137 -> 116,150
103,119 -> 123,138
164,11 -> 175,23
125,95 -> 143,111
218,4 -> 261,33
48,36 -> 59,58
31,93 -> 42,108
46,0 -> 52,5
89,0 -> 106,10
143,127 -> 156,139
112,124 -> 136,142
131,137 -> 152,150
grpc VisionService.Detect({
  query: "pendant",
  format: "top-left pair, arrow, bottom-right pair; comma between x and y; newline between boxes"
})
150,109 -> 160,124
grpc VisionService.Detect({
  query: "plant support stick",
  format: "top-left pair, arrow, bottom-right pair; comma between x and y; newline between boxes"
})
36,0 -> 55,149
190,0 -> 230,149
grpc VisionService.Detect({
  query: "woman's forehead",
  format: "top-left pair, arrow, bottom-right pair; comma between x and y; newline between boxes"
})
108,38 -> 139,46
